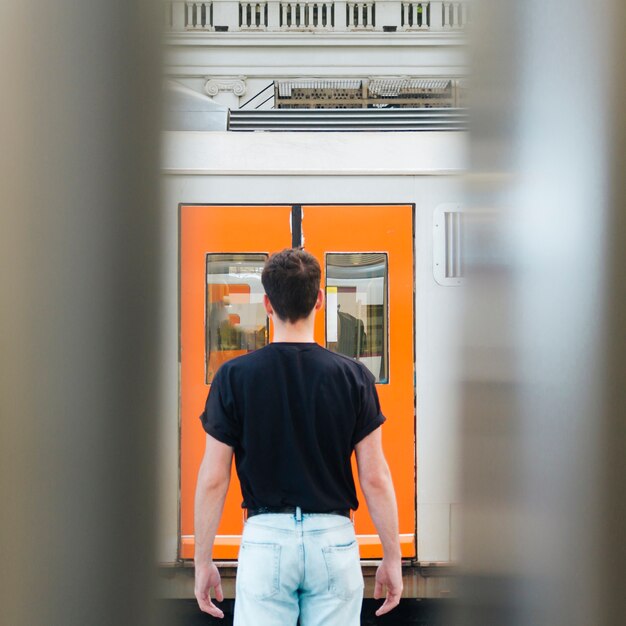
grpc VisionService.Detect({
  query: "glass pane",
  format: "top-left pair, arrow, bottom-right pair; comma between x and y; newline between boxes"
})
206,254 -> 268,384
325,253 -> 388,383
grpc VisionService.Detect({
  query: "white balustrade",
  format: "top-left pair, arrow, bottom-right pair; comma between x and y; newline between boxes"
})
185,1 -> 213,29
162,0 -> 467,32
347,2 -> 375,28
280,1 -> 335,29
441,1 -> 468,29
401,1 -> 429,28
240,1 -> 268,28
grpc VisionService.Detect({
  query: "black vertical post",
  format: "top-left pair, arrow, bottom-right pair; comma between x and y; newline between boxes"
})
291,204 -> 302,248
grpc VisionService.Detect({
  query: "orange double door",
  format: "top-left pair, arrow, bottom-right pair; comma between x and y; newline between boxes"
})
180,204 -> 415,560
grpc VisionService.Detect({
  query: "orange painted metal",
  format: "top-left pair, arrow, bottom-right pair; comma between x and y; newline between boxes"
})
303,205 -> 415,558
180,205 -> 291,559
180,204 -> 415,561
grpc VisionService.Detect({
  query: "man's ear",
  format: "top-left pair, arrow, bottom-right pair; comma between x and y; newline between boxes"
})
314,288 -> 324,311
263,294 -> 274,316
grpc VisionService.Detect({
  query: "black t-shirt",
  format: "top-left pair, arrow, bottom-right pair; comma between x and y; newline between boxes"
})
200,342 -> 385,512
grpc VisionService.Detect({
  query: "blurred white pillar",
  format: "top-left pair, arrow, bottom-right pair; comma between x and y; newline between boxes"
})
0,1 -> 162,625
459,0 -> 626,624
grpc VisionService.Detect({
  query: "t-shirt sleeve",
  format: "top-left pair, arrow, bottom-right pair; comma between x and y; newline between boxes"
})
199,366 -> 239,448
352,366 -> 386,446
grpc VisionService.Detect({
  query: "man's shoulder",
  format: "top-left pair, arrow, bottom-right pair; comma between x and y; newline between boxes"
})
314,346 -> 374,381
217,344 -> 372,383
217,346 -> 271,374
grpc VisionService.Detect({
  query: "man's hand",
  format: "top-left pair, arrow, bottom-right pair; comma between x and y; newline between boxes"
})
195,561 -> 225,618
194,434 -> 233,618
355,428 -> 403,616
373,557 -> 403,616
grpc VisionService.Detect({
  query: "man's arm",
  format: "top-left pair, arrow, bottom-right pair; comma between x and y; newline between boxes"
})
355,427 -> 403,616
194,433 -> 234,619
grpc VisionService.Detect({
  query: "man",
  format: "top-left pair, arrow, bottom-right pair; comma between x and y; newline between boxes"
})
194,248 -> 403,625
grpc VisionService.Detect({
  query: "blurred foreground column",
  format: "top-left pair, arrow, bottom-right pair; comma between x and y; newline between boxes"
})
0,2 -> 162,625
459,0 -> 626,625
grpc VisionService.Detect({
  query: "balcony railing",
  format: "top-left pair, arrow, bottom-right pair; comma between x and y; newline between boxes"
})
441,0 -> 468,28
240,1 -> 268,28
280,2 -> 335,30
185,1 -> 213,29
347,2 -> 376,29
401,2 -> 429,29
164,0 -> 469,32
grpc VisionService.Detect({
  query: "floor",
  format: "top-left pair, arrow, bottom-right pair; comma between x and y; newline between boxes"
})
159,599 -> 456,625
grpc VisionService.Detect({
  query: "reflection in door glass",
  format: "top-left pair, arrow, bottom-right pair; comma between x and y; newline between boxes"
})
326,253 -> 388,383
206,254 -> 268,384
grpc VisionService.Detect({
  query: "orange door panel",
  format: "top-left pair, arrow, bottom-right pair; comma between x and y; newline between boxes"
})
180,203 -> 415,561
180,205 -> 291,559
303,204 -> 415,558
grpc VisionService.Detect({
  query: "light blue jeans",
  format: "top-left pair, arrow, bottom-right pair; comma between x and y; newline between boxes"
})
233,507 -> 364,626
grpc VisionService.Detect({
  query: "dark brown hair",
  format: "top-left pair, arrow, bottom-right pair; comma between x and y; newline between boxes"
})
261,248 -> 321,323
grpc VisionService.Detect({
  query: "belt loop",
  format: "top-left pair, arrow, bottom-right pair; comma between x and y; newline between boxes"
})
295,506 -> 302,522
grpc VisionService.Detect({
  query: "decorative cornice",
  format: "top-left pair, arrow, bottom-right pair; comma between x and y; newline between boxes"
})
166,31 -> 467,47
205,76 -> 247,96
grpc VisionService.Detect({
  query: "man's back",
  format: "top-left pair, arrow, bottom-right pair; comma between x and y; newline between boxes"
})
201,341 -> 385,513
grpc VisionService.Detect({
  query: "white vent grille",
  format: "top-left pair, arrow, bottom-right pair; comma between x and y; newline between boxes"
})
434,204 -> 464,286
229,108 -> 468,131
444,211 -> 462,278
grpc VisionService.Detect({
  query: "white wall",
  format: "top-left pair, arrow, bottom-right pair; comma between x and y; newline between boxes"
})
158,130 -> 467,564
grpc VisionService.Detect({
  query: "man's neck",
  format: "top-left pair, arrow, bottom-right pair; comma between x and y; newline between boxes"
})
271,318 -> 315,343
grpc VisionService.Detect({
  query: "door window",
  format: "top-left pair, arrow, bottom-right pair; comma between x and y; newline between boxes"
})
205,253 -> 268,384
325,253 -> 389,383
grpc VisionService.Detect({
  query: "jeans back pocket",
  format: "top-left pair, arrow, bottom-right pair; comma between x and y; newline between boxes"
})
322,540 -> 364,601
237,542 -> 281,600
